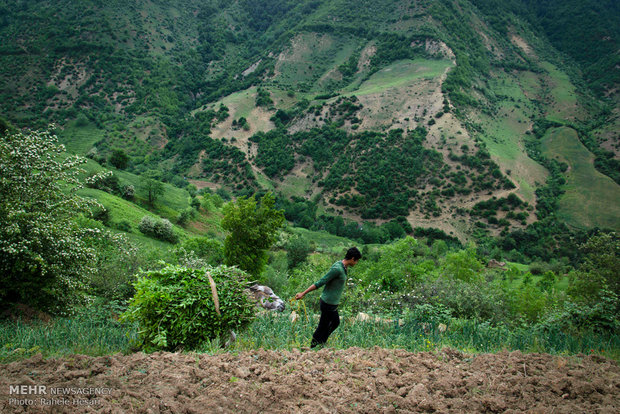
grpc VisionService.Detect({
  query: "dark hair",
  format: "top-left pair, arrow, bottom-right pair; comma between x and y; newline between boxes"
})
344,247 -> 362,261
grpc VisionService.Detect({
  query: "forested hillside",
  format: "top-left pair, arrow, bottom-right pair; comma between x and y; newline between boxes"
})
0,0 -> 618,249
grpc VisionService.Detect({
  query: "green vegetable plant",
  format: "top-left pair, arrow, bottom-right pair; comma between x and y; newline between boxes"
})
121,264 -> 256,352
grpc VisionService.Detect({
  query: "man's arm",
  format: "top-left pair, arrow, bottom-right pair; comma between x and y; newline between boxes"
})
294,265 -> 339,300
295,284 -> 316,300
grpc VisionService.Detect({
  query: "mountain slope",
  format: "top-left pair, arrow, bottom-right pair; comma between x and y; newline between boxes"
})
0,0 -> 618,242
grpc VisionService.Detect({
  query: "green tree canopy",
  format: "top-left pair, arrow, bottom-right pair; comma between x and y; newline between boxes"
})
109,148 -> 130,169
140,170 -> 165,206
0,128 -> 106,313
222,192 -> 285,276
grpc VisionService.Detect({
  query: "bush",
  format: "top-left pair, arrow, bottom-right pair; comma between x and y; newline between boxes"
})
176,237 -> 224,266
222,192 -> 285,276
177,207 -> 195,226
139,216 -> 178,243
121,264 -> 256,351
286,235 -> 313,269
405,303 -> 451,325
153,219 -> 178,243
121,184 -> 135,200
440,245 -> 484,282
109,149 -> 129,169
412,278 -> 514,324
83,219 -> 139,302
537,289 -> 619,334
528,261 -> 547,275
0,128 -> 107,313
138,216 -> 156,235
86,171 -> 120,194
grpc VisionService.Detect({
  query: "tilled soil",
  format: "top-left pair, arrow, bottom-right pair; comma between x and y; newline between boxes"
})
1,347 -> 618,413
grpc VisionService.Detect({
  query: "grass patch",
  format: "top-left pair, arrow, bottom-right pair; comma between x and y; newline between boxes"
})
541,127 -> 620,230
540,62 -> 581,123
0,311 -> 137,363
277,174 -> 313,199
58,121 -> 105,155
349,59 -> 452,96
3,311 -> 616,362
289,227 -> 354,253
78,188 -> 187,236
205,313 -> 620,359
274,33 -> 362,91
475,71 -> 549,203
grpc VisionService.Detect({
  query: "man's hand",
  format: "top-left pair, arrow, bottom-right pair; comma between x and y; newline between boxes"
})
294,284 -> 316,300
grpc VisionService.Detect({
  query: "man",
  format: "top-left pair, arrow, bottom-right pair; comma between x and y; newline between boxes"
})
294,247 -> 362,348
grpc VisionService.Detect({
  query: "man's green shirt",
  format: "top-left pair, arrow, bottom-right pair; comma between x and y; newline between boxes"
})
314,261 -> 347,305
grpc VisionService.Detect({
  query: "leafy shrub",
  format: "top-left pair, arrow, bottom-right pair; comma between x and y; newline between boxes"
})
509,283 -> 552,323
121,184 -> 135,200
176,237 -> 224,266
86,171 -> 120,194
82,219 -> 139,301
153,219 -> 178,243
410,278 -> 514,324
108,149 -> 129,169
222,192 -> 285,276
177,207 -> 196,226
139,216 -> 178,243
0,128 -> 107,313
536,289 -> 619,334
121,264 -> 256,351
405,303 -> 452,325
440,246 -> 484,282
190,197 -> 201,210
578,231 -> 619,295
255,88 -> 273,107
138,216 -> 156,235
528,261 -> 547,275
286,235 -> 313,269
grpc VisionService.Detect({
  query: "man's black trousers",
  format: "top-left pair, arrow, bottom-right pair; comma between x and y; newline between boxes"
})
311,299 -> 340,348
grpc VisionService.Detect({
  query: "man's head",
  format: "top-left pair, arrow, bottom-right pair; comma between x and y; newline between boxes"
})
343,247 -> 362,267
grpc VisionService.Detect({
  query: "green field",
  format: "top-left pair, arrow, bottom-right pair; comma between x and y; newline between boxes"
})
541,127 -> 620,230
290,227 -> 354,254
475,71 -> 549,203
58,121 -> 105,155
540,62 -> 581,123
347,59 -> 453,96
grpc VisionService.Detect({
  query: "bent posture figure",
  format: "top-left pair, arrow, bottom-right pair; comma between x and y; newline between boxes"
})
295,247 -> 362,348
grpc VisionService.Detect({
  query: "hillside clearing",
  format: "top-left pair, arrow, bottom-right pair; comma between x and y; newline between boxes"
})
542,127 -> 620,230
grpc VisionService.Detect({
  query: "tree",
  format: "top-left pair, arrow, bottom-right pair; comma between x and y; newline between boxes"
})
140,170 -> 165,206
109,148 -> 130,169
441,245 -> 484,283
286,235 -> 313,269
221,192 -> 285,276
0,128 -> 106,313
0,116 -> 14,136
579,231 -> 619,295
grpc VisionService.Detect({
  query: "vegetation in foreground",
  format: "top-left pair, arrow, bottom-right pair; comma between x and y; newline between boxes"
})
0,128 -> 618,364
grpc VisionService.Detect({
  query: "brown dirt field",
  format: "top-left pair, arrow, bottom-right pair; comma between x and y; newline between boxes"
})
1,348 -> 618,413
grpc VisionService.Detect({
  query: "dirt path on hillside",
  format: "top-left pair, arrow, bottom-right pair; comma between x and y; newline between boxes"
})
1,348 -> 618,413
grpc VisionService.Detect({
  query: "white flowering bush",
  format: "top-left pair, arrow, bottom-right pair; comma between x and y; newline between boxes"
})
139,215 -> 178,243
0,128 -> 109,313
